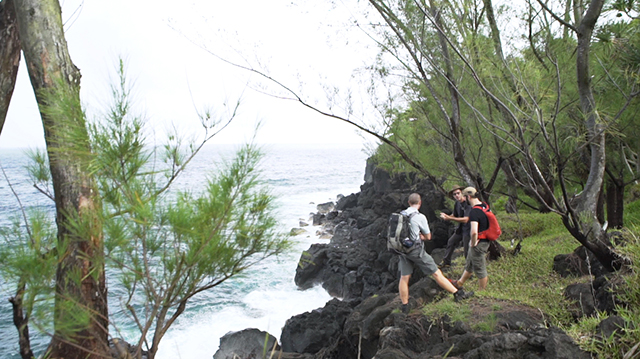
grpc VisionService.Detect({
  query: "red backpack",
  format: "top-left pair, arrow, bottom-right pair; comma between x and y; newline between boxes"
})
475,203 -> 502,241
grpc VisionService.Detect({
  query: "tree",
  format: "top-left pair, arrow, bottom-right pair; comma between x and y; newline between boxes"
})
12,0 -> 108,357
0,1 -> 289,358
0,0 -> 20,134
202,0 -> 637,270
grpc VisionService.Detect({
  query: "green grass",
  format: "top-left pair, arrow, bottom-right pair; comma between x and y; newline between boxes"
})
420,203 -> 640,358
473,313 -> 498,333
422,299 -> 472,323
440,212 -> 579,325
624,200 -> 640,227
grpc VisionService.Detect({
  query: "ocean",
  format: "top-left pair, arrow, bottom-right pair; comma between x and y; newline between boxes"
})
0,143 -> 369,359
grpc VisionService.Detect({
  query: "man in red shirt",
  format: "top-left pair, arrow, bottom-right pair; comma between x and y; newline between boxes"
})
450,187 -> 490,291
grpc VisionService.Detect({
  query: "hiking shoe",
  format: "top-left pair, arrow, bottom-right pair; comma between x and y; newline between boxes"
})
401,303 -> 410,314
448,279 -> 462,289
454,289 -> 474,302
438,262 -> 451,269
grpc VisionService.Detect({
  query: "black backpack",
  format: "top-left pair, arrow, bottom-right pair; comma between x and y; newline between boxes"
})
387,211 -> 418,253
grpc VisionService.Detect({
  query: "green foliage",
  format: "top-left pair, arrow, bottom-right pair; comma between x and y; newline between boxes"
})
0,211 -> 57,332
25,149 -> 51,194
88,63 -> 291,355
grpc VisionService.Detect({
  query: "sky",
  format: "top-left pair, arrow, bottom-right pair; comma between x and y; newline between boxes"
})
0,0 -> 378,149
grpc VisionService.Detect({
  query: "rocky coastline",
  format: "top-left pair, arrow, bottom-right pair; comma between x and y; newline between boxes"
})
211,162 -> 623,359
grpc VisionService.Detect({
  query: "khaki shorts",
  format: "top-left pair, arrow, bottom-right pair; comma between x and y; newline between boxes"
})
399,246 -> 438,277
464,240 -> 490,279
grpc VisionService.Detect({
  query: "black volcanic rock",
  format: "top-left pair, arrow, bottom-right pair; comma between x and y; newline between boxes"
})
553,245 -> 608,278
213,328 -> 279,359
294,166 -> 456,301
280,298 -> 359,354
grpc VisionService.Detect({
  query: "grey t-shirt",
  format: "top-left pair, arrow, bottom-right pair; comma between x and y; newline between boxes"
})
404,206 -> 430,241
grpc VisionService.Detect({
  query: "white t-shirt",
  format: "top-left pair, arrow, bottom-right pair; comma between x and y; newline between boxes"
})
404,206 -> 430,241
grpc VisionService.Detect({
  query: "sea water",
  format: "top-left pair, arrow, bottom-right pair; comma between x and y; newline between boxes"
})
0,143 -> 369,359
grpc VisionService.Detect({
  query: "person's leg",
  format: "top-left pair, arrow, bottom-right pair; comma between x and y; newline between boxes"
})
432,269 -> 458,293
478,276 -> 488,291
462,234 -> 470,258
399,274 -> 411,304
457,270 -> 473,286
441,233 -> 461,266
472,241 -> 490,291
398,255 -> 413,305
456,248 -> 475,286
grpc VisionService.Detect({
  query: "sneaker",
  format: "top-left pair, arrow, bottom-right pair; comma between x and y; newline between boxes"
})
448,279 -> 462,289
401,303 -> 410,314
454,289 -> 474,302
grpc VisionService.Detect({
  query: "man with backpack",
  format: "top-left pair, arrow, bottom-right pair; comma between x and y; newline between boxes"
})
438,185 -> 471,268
395,193 -> 473,313
450,187 -> 492,291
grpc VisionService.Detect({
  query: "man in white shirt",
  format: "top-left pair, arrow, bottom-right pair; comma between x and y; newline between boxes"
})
397,193 -> 473,314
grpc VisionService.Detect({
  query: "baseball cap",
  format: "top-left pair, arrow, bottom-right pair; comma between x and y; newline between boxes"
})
462,187 -> 478,197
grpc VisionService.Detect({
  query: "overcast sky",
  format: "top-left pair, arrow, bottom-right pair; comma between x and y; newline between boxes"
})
0,0 -> 378,149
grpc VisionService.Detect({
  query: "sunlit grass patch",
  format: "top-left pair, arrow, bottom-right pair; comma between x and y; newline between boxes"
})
483,235 -> 579,324
473,312 -> 498,333
422,299 -> 471,323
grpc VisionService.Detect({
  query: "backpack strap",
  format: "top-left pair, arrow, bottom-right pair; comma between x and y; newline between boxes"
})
406,211 -> 419,240
473,202 -> 495,240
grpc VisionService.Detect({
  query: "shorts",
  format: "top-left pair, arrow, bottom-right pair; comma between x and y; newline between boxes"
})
398,246 -> 438,277
464,240 -> 490,279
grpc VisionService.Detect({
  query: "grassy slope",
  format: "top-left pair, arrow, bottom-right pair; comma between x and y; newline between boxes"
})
420,207 -> 640,358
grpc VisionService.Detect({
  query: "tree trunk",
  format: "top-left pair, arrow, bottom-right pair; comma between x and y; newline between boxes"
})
0,0 -> 21,134
10,283 -> 35,359
573,0 -> 606,217
568,0 -> 618,271
427,1 -> 478,188
597,181 -> 605,224
606,176 -> 624,229
13,0 -> 108,357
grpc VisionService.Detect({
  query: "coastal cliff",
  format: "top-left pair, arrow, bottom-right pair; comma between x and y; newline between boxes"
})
213,162 -> 626,359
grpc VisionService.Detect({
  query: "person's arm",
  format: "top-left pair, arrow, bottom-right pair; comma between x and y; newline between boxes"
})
418,215 -> 431,241
469,221 -> 479,247
440,203 -> 469,223
445,215 -> 468,224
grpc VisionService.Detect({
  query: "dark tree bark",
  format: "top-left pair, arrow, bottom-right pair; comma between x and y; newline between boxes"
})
606,174 -> 624,229
13,0 -> 108,358
567,0 -> 622,270
574,0 -> 606,217
9,283 -> 34,359
0,0 -> 21,134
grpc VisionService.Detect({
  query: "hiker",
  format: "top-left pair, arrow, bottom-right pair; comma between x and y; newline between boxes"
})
397,193 -> 473,313
438,185 -> 471,268
450,187 -> 490,291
